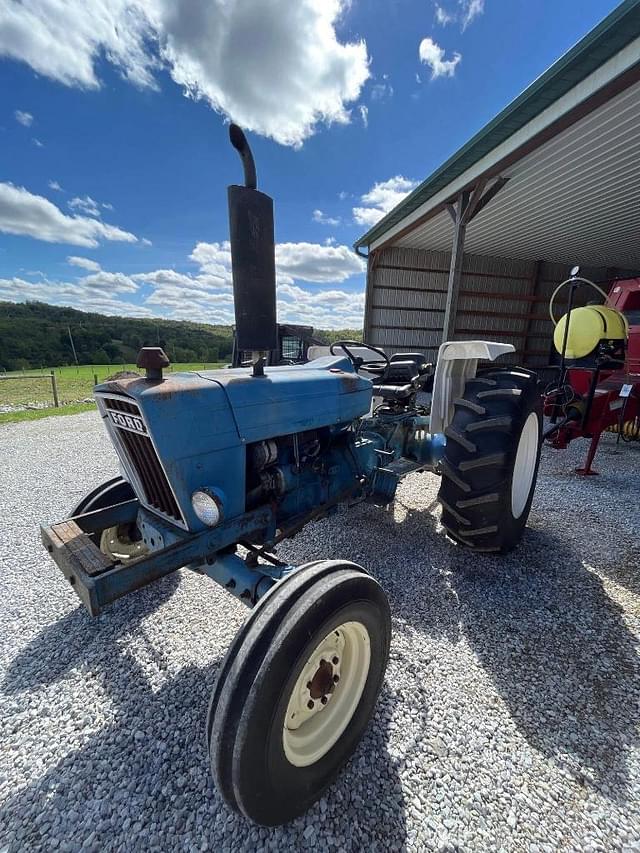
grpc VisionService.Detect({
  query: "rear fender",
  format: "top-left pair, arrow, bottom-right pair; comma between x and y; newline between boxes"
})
430,340 -> 515,434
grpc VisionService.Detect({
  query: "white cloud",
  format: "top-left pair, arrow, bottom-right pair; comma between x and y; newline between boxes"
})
276,242 -> 364,283
1,235 -> 366,329
0,182 -> 138,247
461,0 -> 484,30
190,238 -> 363,284
353,176 -> 418,227
435,4 -> 455,24
32,137 -> 44,147
0,0 -> 369,147
338,190 -> 349,201
370,74 -> 393,101
68,195 -> 102,217
0,275 -> 150,318
433,1 -> 483,29
419,37 -> 461,80
80,270 -> 138,293
358,104 -> 368,128
48,180 -> 63,191
67,255 -> 101,272
14,109 -> 33,126
141,237 -> 153,247
312,209 -> 340,227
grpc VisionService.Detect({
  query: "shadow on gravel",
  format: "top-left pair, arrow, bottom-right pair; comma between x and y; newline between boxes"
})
326,499 -> 640,806
1,574 -> 407,852
446,529 -> 640,804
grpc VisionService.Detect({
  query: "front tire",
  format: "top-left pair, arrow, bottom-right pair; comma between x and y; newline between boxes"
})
71,476 -> 148,561
438,368 -> 542,553
207,560 -> 391,826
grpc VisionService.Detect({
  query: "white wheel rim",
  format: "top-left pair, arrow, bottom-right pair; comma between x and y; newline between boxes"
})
99,526 -> 147,561
282,621 -> 371,768
511,411 -> 539,519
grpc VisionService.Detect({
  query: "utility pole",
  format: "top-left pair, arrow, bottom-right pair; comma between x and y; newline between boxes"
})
68,325 -> 79,365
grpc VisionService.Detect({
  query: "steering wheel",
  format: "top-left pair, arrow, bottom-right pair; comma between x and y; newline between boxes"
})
549,273 -> 610,326
329,340 -> 390,374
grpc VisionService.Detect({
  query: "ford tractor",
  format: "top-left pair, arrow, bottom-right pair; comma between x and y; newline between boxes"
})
41,126 -> 542,826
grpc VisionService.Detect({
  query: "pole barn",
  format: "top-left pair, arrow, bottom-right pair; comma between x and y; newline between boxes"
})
354,0 -> 640,374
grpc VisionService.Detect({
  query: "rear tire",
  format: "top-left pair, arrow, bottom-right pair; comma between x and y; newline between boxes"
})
207,560 -> 391,826
438,368 -> 542,553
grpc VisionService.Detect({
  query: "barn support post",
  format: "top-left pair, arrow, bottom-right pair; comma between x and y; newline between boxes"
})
442,177 -> 510,344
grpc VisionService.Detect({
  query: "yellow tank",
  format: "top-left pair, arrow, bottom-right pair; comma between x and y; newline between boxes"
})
553,305 -> 627,359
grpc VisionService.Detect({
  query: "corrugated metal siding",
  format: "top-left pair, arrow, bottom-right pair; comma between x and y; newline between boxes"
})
364,247 -> 623,369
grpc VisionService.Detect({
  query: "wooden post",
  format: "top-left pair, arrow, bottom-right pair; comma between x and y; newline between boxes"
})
94,373 -> 98,386
50,370 -> 60,408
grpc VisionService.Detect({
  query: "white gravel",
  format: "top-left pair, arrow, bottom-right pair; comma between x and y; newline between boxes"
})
1,412 -> 640,852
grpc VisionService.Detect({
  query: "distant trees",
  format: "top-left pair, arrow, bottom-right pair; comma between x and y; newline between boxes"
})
0,301 -> 236,370
0,300 -> 361,370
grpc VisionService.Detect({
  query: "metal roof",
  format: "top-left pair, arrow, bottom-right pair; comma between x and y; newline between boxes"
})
354,0 -> 640,252
394,76 -> 640,268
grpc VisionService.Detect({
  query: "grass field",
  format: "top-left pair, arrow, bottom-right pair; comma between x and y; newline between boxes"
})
0,362 -> 225,408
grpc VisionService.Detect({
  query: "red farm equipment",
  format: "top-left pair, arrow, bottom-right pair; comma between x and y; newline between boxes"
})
543,268 -> 640,474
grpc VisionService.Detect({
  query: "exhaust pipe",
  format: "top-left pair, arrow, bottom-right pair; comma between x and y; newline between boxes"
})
227,124 -> 278,357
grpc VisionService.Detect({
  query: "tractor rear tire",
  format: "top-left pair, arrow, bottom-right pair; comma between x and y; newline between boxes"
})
437,367 -> 542,553
207,559 -> 391,826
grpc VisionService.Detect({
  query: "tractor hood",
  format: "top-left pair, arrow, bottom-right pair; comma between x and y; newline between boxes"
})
93,356 -> 372,530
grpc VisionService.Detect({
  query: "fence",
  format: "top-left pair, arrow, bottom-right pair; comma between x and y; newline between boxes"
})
0,371 -> 60,408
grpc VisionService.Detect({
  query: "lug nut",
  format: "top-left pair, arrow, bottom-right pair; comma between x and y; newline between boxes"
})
306,681 -> 312,689
332,656 -> 339,665
333,674 -> 340,683
307,700 -> 314,710
321,696 -> 328,705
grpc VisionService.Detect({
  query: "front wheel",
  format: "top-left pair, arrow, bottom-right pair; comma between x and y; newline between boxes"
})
438,367 -> 542,553
206,560 -> 391,826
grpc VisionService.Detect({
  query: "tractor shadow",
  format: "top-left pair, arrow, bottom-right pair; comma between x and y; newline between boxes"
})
1,575 -> 408,852
447,529 -> 640,804
322,497 -> 640,805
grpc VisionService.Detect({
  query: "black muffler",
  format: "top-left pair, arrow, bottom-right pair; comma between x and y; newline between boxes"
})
227,124 -> 278,357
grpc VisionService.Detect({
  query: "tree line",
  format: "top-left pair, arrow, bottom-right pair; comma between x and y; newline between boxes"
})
0,301 -> 361,371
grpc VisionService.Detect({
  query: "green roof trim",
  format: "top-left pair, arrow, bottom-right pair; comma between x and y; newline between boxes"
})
354,0 -> 640,250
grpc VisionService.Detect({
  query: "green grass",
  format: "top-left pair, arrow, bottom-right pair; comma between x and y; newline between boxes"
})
0,362 -> 225,407
0,401 -> 98,425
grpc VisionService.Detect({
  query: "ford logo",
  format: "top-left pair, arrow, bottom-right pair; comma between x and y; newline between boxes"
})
108,410 -> 147,435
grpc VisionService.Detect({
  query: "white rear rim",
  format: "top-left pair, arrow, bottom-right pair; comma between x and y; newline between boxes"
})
511,411 -> 540,519
283,621 -> 371,768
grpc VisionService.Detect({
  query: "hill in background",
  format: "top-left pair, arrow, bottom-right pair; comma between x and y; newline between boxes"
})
0,301 -> 362,370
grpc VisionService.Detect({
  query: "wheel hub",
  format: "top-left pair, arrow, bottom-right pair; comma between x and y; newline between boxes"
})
286,631 -> 344,730
99,524 -> 148,561
282,620 -> 371,768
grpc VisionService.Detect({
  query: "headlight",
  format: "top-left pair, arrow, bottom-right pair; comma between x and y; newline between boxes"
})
191,489 -> 222,526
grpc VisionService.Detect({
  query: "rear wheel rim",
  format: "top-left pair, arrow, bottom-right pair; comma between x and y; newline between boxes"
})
511,411 -> 539,519
282,620 -> 371,768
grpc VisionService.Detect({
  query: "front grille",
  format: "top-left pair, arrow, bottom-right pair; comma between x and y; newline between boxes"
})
101,396 -> 185,526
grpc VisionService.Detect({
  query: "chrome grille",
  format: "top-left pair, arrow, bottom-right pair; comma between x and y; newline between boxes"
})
100,396 -> 185,526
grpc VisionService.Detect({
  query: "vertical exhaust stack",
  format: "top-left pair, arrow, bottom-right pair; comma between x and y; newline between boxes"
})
227,124 -> 278,360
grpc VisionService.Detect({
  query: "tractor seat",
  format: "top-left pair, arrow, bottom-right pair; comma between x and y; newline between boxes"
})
371,353 -> 424,401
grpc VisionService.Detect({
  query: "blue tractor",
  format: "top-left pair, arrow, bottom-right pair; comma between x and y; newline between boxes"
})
41,126 -> 542,826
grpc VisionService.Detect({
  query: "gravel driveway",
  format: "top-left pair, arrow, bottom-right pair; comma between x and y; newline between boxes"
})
1,412 -> 639,852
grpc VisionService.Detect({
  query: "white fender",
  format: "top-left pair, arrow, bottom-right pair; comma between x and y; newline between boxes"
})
430,340 -> 515,435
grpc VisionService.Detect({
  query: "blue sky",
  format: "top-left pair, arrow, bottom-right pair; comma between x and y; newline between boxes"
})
0,0 -> 622,329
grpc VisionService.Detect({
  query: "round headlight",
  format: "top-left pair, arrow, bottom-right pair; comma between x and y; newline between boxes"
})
191,489 -> 222,526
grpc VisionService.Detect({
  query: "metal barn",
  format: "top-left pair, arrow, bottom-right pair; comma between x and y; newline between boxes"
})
354,0 -> 640,371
